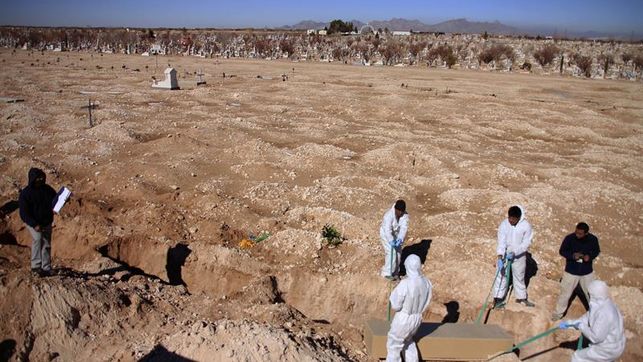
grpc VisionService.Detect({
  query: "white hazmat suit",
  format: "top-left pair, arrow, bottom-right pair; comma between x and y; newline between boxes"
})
386,254 -> 432,362
493,205 -> 533,300
380,205 -> 409,278
570,280 -> 626,362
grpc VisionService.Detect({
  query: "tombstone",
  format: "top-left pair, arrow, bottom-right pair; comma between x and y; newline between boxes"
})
152,67 -> 180,90
196,69 -> 206,86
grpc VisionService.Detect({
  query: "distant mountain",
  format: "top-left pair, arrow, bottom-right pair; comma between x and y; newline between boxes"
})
284,17 -> 518,34
368,18 -> 432,32
283,18 -> 641,39
428,18 -> 519,34
283,20 -> 328,30
283,19 -> 365,31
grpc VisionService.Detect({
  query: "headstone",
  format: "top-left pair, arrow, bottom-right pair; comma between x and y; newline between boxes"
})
152,67 -> 180,90
196,69 -> 206,86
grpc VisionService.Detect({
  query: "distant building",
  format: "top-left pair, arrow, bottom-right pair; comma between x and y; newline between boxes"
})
318,29 -> 328,36
392,31 -> 411,36
307,29 -> 316,35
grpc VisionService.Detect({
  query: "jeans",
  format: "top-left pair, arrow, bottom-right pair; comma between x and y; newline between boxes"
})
27,224 -> 52,271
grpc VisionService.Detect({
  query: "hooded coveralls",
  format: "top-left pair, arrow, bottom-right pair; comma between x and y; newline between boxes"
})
379,205 -> 409,277
493,205 -> 533,300
570,280 -> 626,362
386,255 -> 432,362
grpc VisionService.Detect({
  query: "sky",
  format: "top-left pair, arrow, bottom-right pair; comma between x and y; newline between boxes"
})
0,0 -> 641,35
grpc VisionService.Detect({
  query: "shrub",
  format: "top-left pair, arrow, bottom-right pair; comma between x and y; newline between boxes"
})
597,53 -> 614,75
444,51 -> 457,68
572,54 -> 593,77
428,44 -> 456,68
633,54 -> 643,71
621,52 -> 632,64
478,44 -> 515,64
380,40 -> 404,65
279,39 -> 294,57
520,62 -> 532,71
321,224 -> 343,246
533,45 -> 559,66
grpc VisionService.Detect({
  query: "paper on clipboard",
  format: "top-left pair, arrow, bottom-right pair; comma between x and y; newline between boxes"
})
53,187 -> 71,213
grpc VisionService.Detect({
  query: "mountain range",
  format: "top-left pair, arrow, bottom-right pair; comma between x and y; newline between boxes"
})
284,18 -> 517,34
282,18 -> 640,40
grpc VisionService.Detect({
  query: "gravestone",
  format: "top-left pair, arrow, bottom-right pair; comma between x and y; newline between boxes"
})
152,67 -> 180,90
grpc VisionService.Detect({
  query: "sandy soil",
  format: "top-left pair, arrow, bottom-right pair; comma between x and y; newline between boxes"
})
0,49 -> 642,361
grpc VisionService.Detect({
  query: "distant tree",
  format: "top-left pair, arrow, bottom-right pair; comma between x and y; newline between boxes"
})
27,30 -> 43,48
482,31 -> 488,40
597,53 -> 614,77
328,20 -> 355,34
621,52 -> 632,64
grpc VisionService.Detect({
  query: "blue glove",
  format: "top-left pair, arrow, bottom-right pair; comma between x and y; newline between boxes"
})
507,252 -> 515,261
394,239 -> 403,248
559,321 -> 579,329
497,259 -> 503,270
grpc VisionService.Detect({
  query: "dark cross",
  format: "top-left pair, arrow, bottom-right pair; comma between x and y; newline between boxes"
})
88,98 -> 93,127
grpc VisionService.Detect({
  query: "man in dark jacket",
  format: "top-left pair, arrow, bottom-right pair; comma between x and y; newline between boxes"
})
551,222 -> 600,321
19,168 -> 57,277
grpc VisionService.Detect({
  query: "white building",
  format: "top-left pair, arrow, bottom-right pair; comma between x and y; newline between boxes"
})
392,31 -> 411,36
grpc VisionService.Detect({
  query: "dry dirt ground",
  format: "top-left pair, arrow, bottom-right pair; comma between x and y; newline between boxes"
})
0,49 -> 642,361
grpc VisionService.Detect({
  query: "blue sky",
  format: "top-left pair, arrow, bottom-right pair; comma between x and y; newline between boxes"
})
0,0 -> 641,34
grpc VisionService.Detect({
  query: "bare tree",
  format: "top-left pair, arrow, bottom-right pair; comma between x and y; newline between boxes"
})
533,44 -> 559,67
597,53 -> 614,78
379,40 -> 404,65
572,54 -> 593,77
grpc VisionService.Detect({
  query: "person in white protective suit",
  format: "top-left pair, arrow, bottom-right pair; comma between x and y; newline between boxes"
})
386,254 -> 432,362
493,205 -> 535,308
380,200 -> 409,279
559,280 -> 626,362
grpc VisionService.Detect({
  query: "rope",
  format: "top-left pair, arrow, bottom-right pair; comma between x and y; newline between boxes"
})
475,264 -> 502,324
493,257 -> 513,309
487,327 -> 559,360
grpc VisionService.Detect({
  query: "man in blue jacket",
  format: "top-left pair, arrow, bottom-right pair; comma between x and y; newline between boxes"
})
19,168 -> 57,277
552,222 -> 600,321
